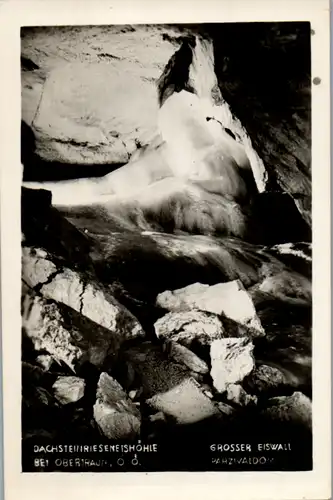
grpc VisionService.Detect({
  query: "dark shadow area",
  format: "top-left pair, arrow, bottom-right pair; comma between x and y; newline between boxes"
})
248,191 -> 312,244
21,56 -> 39,71
21,187 -> 93,269
157,35 -> 196,107
22,410 -> 312,472
253,306 -> 312,398
206,22 -> 311,215
206,22 -> 311,123
21,121 -> 124,182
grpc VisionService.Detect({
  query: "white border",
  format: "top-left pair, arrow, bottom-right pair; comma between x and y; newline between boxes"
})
0,1 -> 331,499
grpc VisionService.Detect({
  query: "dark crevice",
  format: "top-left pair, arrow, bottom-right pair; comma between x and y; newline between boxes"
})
21,56 -> 39,71
157,35 -> 196,107
33,267 -> 63,295
78,281 -> 87,316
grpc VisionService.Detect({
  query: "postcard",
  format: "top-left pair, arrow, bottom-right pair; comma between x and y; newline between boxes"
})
0,1 -> 331,499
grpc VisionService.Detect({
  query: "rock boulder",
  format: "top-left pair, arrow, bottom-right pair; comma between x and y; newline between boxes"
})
154,310 -> 224,348
226,383 -> 257,407
244,364 -> 287,396
22,290 -> 140,371
210,338 -> 255,393
22,246 -> 144,339
262,392 -> 312,430
21,25 -> 189,167
156,280 -> 265,335
52,376 -> 85,404
164,340 -> 209,374
146,377 -> 223,425
93,373 -> 141,440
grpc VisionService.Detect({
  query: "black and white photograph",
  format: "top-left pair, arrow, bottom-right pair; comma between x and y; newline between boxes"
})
19,21 -> 316,474
0,0 -> 331,496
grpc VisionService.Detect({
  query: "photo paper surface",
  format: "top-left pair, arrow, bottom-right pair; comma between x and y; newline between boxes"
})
20,22 -> 314,473
0,1 -> 330,499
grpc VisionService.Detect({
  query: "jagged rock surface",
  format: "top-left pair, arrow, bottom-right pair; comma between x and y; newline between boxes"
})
154,310 -> 224,347
22,247 -> 57,287
146,377 -> 224,425
35,354 -> 55,371
164,340 -> 209,374
244,364 -> 287,396
21,25 -> 194,167
225,383 -> 257,407
22,290 -> 141,371
52,376 -> 85,404
210,338 -> 255,393
156,280 -> 265,335
93,372 -> 141,440
262,392 -> 312,431
22,245 -> 144,337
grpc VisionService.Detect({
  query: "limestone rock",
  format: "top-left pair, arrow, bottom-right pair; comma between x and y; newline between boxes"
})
93,373 -> 141,440
40,268 -> 83,311
146,377 -> 223,425
36,354 -> 55,371
156,280 -> 265,335
32,62 -> 159,164
145,411 -> 168,440
244,364 -> 287,395
42,268 -> 143,338
21,25 -> 185,166
128,389 -> 139,401
226,384 -> 257,406
22,293 -> 81,370
262,392 -> 312,430
216,401 -> 236,417
22,246 -> 57,288
210,338 -> 255,393
148,411 -> 167,424
21,63 -> 45,127
202,386 -> 214,399
22,246 -> 144,338
253,268 -> 311,306
154,310 -> 224,347
164,340 -> 209,374
22,290 -> 140,371
52,376 -> 85,404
